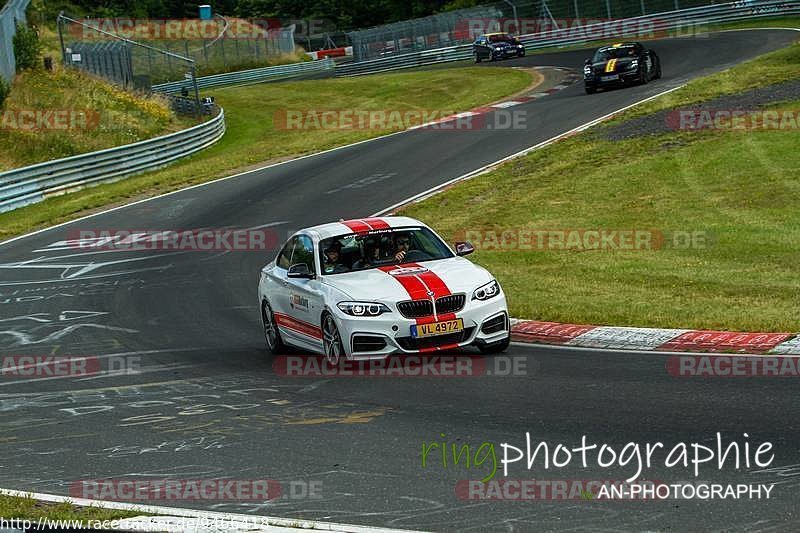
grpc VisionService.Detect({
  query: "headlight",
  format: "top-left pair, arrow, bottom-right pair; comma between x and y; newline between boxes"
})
628,60 -> 639,70
473,280 -> 500,301
583,65 -> 593,76
337,301 -> 391,316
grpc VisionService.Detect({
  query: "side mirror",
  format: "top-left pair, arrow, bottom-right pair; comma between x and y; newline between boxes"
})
455,242 -> 475,257
288,263 -> 314,279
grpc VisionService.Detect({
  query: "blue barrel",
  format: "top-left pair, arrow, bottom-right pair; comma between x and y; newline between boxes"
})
199,5 -> 212,20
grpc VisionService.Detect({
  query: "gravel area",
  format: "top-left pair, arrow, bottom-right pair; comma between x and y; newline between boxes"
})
604,78 -> 800,140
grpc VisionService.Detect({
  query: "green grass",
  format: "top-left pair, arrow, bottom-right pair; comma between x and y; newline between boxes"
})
400,46 -> 800,332
0,66 -> 533,241
627,39 -> 800,117
0,494 -> 144,523
0,67 -> 193,171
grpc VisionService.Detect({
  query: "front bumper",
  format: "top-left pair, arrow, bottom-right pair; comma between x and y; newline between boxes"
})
331,292 -> 509,360
585,69 -> 640,88
491,47 -> 524,59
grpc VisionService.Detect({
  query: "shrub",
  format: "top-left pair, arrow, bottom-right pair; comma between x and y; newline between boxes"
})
13,23 -> 42,71
0,76 -> 9,110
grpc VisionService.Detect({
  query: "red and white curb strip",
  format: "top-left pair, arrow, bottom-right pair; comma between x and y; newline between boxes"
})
0,488 -> 416,533
409,68 -> 579,130
511,319 -> 798,355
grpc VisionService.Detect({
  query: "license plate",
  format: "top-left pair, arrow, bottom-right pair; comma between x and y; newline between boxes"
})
411,318 -> 464,338
601,75 -> 619,82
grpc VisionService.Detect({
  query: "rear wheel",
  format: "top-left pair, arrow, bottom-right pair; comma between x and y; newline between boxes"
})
473,52 -> 481,63
322,313 -> 345,366
262,301 -> 286,355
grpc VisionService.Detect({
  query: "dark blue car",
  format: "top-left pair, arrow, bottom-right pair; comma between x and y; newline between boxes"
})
473,33 -> 526,63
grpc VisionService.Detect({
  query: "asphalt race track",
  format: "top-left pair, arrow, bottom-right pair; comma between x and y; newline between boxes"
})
1,30 -> 798,531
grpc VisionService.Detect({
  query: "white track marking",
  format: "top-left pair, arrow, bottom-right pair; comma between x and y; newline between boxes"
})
0,488 -> 417,533
374,84 -> 685,216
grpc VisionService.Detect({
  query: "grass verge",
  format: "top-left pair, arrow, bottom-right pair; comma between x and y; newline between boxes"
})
400,44 -> 800,332
0,68 -> 193,171
0,494 -> 143,523
0,66 -> 533,241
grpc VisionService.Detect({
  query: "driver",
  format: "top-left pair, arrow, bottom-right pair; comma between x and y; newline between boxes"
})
392,233 -> 413,263
322,241 -> 348,274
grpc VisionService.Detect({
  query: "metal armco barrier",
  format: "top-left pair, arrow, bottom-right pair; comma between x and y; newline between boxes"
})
0,109 -> 226,213
335,0 -> 800,76
152,58 -> 335,93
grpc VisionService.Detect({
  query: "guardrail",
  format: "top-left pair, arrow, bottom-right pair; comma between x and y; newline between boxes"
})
335,0 -> 800,76
0,109 -> 226,213
152,58 -> 335,93
0,0 -> 31,81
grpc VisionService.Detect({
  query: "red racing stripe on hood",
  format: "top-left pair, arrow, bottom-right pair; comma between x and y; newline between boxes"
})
378,264 -> 429,300
416,269 -> 451,298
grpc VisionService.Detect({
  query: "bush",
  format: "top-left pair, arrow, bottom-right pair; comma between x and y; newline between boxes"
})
13,23 -> 42,72
0,77 -> 9,110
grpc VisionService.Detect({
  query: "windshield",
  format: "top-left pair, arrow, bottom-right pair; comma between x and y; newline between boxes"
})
319,227 -> 454,275
488,34 -> 516,43
593,45 -> 638,61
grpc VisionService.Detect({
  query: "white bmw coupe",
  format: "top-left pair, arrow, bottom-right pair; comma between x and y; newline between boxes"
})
258,217 -> 510,364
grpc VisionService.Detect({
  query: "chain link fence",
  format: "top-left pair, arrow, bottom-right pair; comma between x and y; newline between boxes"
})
0,0 -> 30,82
57,14 -> 297,85
57,13 -> 202,115
348,0 -> 715,61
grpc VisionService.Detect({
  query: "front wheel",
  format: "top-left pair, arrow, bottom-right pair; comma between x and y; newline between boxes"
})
518,48 -> 526,57
478,334 -> 511,354
322,313 -> 345,366
585,85 -> 596,95
262,301 -> 286,355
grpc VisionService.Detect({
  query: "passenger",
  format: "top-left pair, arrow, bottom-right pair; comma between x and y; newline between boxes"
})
322,241 -> 348,274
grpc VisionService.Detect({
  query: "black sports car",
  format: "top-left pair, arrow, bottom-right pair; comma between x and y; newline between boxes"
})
583,42 -> 661,94
473,33 -> 526,63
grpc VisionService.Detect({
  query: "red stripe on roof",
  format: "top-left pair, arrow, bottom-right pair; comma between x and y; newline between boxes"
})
340,220 -> 371,233
361,217 -> 391,230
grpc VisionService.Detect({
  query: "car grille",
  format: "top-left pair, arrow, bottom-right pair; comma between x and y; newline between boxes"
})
397,294 -> 466,318
396,327 -> 475,351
